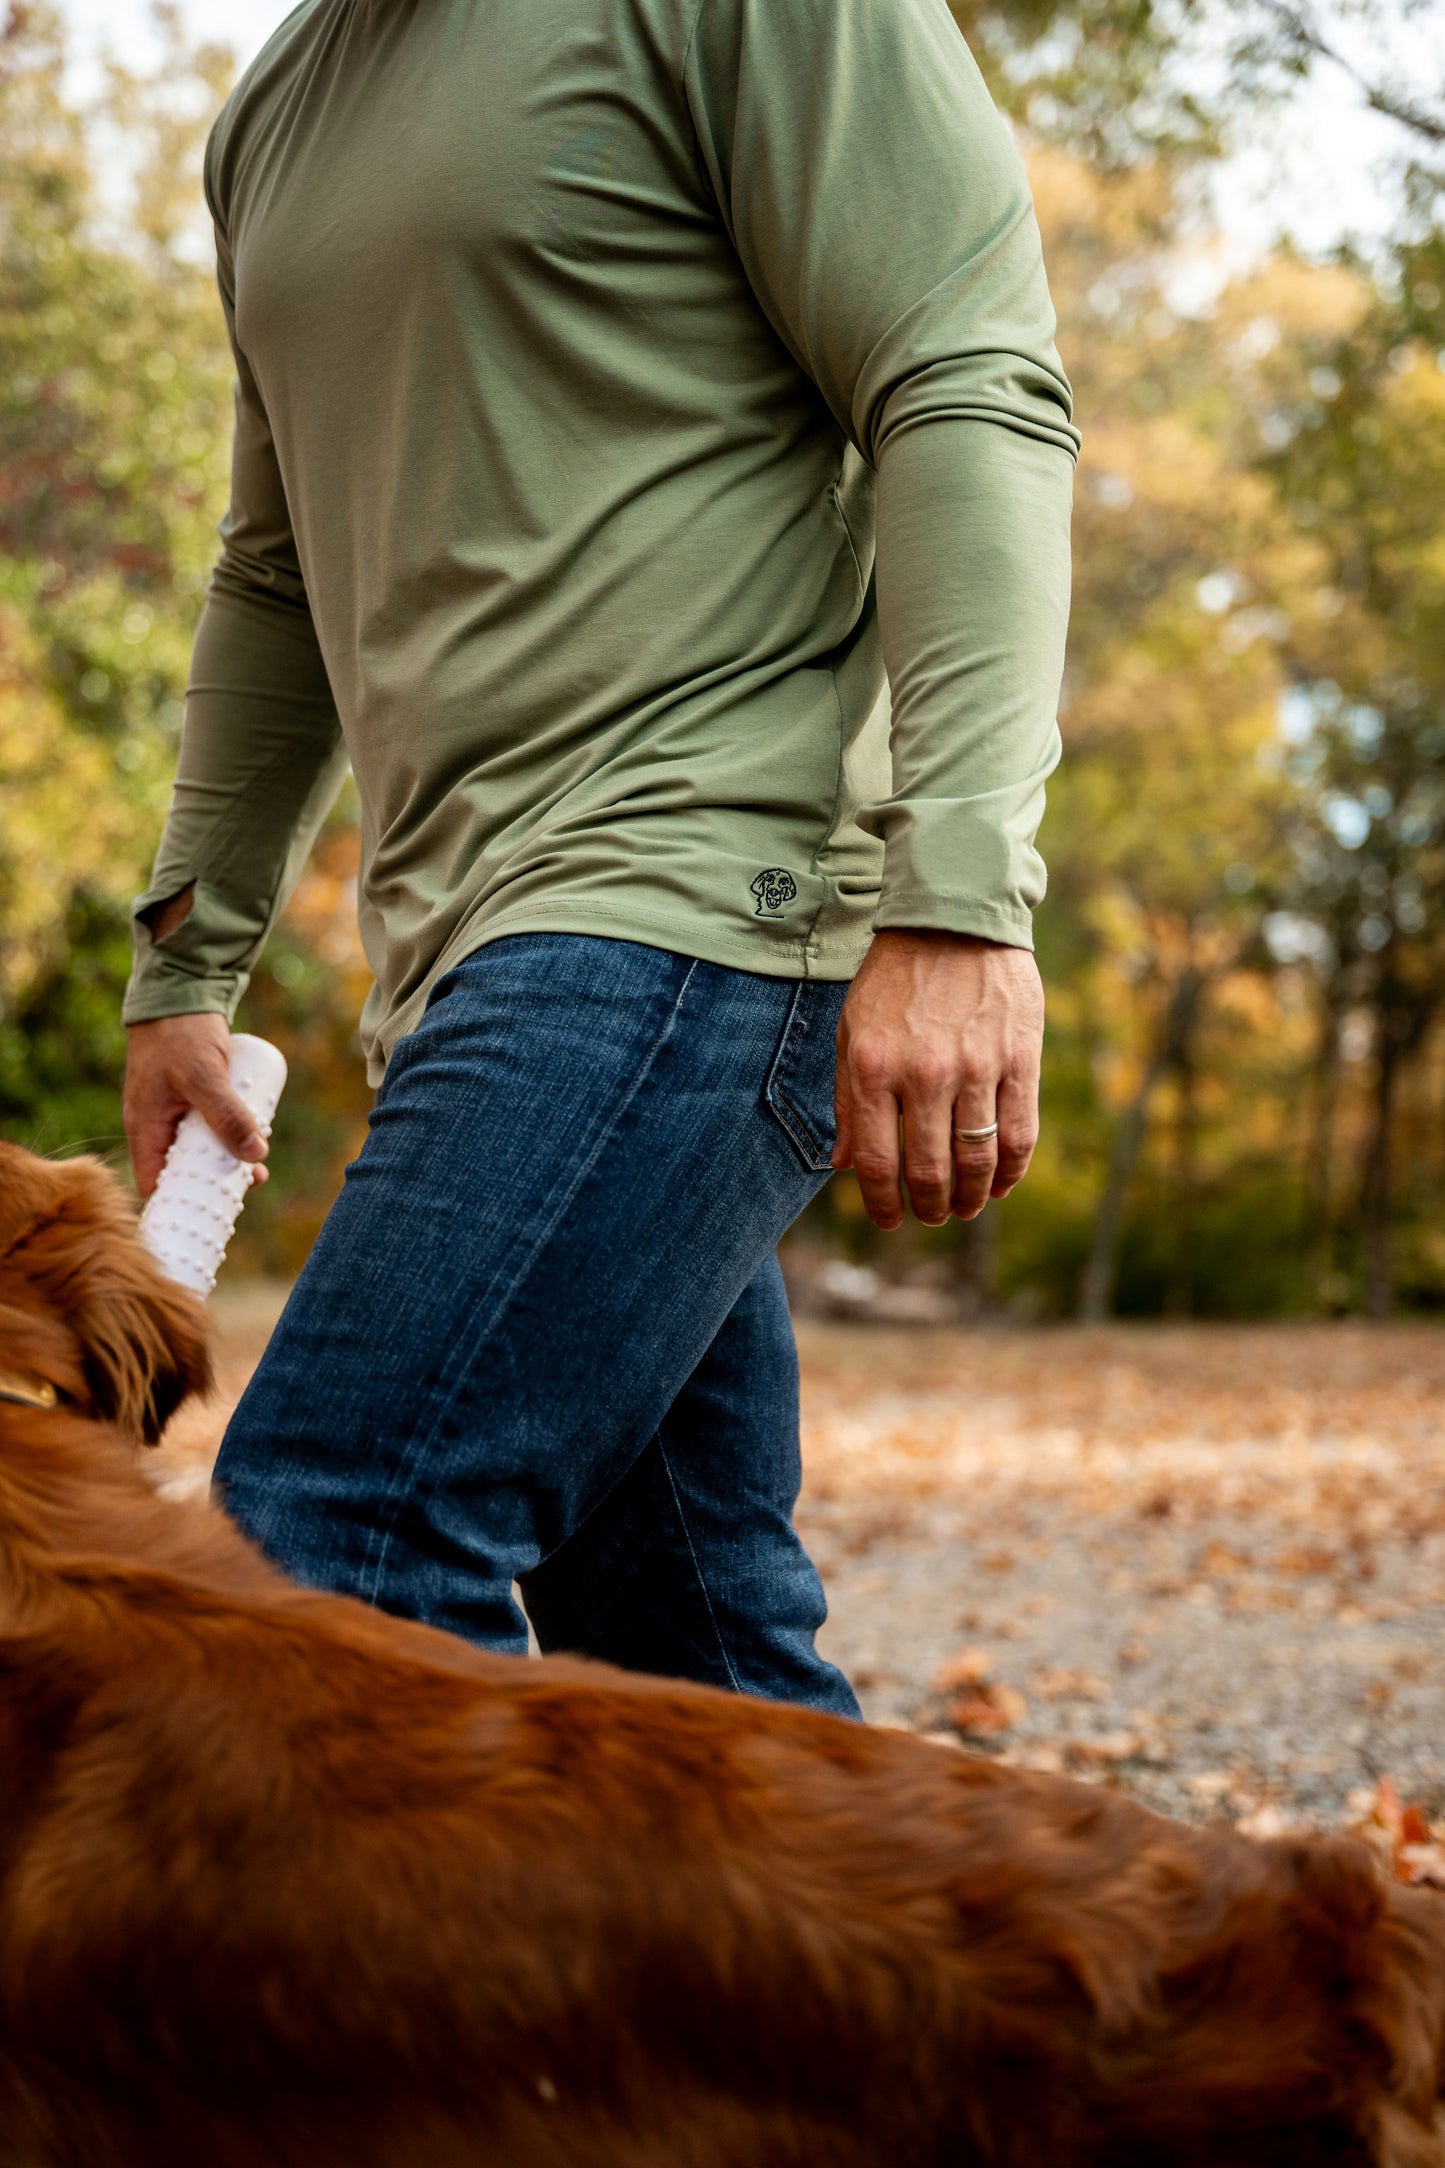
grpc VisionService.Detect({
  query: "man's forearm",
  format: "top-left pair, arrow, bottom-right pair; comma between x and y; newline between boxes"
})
839,409 -> 1072,1231
124,584 -> 348,1026
865,416 -> 1074,945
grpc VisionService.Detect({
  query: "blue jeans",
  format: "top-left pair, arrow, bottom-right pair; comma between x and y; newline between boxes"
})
215,936 -> 859,1717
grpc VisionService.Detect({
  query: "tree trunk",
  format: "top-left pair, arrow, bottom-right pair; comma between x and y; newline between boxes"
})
1163,1043 -> 1199,1319
1303,1000 -> 1341,1298
1079,966 -> 1202,1323
1078,1060 -> 1162,1321
954,1201 -> 998,1316
1362,1020 -> 1397,1319
1359,978 -> 1440,1318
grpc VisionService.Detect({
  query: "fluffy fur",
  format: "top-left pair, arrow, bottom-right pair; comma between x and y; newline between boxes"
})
0,1139 -> 1442,2167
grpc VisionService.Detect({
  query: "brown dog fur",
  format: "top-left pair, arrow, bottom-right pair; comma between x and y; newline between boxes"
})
0,1139 -> 1442,2167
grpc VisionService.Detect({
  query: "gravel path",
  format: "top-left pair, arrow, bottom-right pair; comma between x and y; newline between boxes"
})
161,1294 -> 1445,1840
795,1320 -> 1445,1834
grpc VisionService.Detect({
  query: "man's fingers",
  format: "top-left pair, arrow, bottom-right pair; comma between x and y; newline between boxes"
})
847,1065 -> 905,1229
900,1076 -> 955,1227
950,1098 -> 1000,1221
991,1070 -> 1039,1199
187,1069 -> 270,1164
126,1075 -> 266,1201
127,1114 -> 180,1202
124,1014 -> 267,1201
172,1041 -> 269,1163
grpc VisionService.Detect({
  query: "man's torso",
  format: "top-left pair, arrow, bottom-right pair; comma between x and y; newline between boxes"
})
211,0 -> 890,1061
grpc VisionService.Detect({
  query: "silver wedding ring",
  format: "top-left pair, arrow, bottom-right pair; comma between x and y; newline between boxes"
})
954,1119 -> 1000,1143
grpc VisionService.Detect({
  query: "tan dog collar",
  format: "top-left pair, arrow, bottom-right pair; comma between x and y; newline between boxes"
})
0,1367 -> 59,1410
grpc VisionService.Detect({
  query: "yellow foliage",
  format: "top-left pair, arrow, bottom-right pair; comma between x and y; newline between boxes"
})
0,604 -> 141,1006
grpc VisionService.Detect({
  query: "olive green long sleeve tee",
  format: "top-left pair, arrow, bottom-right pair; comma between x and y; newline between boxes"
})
124,0 -> 1078,1083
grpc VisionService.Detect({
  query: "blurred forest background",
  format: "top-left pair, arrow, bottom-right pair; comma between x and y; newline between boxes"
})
4,0 -> 1445,1318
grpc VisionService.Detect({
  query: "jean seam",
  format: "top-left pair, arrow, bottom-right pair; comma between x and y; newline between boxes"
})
655,1435 -> 742,1694
764,986 -> 834,1173
357,958 -> 701,1601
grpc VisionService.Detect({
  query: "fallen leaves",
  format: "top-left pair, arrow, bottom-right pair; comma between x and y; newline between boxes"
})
1344,1780 -> 1445,1889
933,1650 -> 1028,1737
796,1323 -> 1445,1569
1031,1667 -> 1111,1703
946,1686 -> 1027,1737
1069,1731 -> 1160,1767
997,1730 -> 1171,1778
796,1319 -> 1445,1827
1234,1801 -> 1295,1841
1162,1776 -> 1445,1872
1196,1540 -> 1254,1579
1183,1772 -> 1300,1835
1274,1544 -> 1339,1576
928,1650 -> 1176,1769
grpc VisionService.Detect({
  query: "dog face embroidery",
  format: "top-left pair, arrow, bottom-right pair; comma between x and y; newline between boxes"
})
750,868 -> 798,916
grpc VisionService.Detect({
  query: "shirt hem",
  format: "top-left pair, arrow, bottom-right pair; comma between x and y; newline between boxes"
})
368,894 -> 876,1077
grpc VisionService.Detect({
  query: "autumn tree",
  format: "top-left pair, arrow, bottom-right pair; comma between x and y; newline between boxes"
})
0,4 -> 224,1144
1245,268 -> 1445,1312
0,4 -> 369,1256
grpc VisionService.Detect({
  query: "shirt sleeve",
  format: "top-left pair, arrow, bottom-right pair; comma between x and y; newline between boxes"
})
683,0 -> 1077,946
123,148 -> 348,1027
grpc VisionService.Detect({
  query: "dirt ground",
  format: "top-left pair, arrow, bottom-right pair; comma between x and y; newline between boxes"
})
793,1319 -> 1445,1838
161,1291 -> 1445,1849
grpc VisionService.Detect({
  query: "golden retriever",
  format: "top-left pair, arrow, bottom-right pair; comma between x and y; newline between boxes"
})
0,1139 -> 1442,2167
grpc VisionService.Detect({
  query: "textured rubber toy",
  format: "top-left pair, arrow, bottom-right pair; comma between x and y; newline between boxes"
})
139,1035 -> 288,1296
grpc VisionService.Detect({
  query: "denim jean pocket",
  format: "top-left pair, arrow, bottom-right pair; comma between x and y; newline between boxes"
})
764,981 -> 847,1174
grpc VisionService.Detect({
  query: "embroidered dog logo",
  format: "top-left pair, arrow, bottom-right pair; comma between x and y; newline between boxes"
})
750,868 -> 798,916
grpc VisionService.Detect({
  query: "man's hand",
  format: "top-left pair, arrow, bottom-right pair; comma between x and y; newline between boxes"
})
832,929 -> 1043,1230
124,1014 -> 270,1201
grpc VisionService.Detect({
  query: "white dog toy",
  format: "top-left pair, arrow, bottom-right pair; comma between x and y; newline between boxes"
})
139,1034 -> 287,1297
